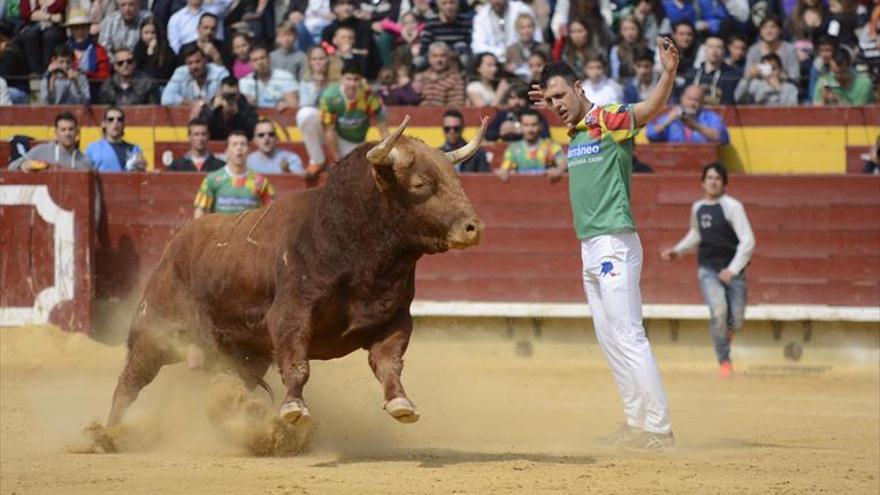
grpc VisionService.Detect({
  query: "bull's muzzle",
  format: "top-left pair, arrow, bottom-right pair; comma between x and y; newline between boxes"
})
447,216 -> 484,249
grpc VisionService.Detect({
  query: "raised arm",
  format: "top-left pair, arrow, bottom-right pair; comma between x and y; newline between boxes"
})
633,38 -> 679,128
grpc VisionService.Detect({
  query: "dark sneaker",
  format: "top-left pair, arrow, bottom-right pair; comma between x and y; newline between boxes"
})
619,431 -> 676,451
597,423 -> 642,446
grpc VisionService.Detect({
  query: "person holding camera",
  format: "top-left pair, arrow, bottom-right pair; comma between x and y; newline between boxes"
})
734,53 -> 799,106
646,85 -> 729,144
196,76 -> 260,140
812,48 -> 876,106
40,46 -> 91,105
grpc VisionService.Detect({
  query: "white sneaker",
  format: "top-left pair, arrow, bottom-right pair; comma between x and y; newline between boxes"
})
619,431 -> 676,451
597,424 -> 642,446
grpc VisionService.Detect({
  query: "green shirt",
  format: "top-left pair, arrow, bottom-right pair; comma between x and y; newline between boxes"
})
501,138 -> 565,173
319,83 -> 386,143
566,103 -> 639,239
193,166 -> 274,214
812,72 -> 876,105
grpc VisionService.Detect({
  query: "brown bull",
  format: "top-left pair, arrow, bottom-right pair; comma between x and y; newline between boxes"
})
106,116 -> 487,430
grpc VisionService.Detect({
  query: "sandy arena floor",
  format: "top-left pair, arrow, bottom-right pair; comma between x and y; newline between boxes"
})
1,324 -> 878,494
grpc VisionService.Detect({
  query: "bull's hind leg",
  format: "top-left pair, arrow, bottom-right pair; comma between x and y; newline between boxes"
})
106,326 -> 179,427
369,314 -> 419,423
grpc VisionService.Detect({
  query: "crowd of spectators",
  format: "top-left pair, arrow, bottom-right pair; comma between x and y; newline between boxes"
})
2,0 -> 880,187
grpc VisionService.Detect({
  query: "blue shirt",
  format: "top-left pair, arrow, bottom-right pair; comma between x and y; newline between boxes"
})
646,108 -> 730,144
662,0 -> 697,25
161,63 -> 230,105
86,139 -> 143,172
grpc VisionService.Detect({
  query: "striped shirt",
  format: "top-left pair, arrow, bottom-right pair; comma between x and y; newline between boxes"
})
419,14 -> 472,56
413,68 -> 465,107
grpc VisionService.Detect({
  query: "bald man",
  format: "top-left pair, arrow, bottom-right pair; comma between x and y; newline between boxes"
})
646,85 -> 729,144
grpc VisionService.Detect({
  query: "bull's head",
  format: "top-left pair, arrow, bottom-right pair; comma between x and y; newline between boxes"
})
366,115 -> 487,254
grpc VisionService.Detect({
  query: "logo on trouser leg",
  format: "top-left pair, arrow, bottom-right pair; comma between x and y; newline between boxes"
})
600,261 -> 619,277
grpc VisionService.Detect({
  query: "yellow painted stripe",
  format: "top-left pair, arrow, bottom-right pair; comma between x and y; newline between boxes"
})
3,125 -> 877,174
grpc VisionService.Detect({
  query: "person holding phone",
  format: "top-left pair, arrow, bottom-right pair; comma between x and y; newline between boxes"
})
646,84 -> 730,144
528,36 -> 680,451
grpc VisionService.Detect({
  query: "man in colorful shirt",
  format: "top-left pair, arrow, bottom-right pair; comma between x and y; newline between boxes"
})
318,61 -> 388,175
530,37 -> 681,451
193,130 -> 274,217
496,108 -> 565,181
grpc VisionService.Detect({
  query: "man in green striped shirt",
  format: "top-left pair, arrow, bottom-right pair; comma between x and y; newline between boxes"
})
530,38 -> 681,451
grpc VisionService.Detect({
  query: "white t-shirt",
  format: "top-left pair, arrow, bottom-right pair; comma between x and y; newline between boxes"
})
581,77 -> 624,107
247,148 -> 304,175
239,69 -> 299,108
467,81 -> 495,106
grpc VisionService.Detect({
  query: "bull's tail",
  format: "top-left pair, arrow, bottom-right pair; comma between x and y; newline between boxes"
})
254,376 -> 274,403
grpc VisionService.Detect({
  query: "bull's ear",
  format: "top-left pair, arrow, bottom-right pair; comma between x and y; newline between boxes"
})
366,115 -> 410,168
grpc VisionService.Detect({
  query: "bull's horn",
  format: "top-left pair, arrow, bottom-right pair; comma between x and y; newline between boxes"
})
444,116 -> 489,165
366,115 -> 411,166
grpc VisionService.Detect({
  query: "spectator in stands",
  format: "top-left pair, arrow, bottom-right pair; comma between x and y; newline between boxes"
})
0,78 -> 10,105
167,118 -> 226,172
270,21 -> 306,80
467,52 -> 509,107
229,0 -> 275,45
646,85 -> 730,144
99,47 -> 158,104
378,63 -> 420,106
681,34 -> 741,104
807,35 -> 835,103
197,76 -> 260,140
549,0 -> 613,48
813,48 -> 876,105
320,0 -> 379,77
239,46 -> 298,110
486,83 -> 550,142
193,130 -> 274,218
40,46 -> 91,105
319,61 -> 388,165
827,0 -> 859,47
786,0 -> 829,49
185,13 -> 228,67
522,0 -> 551,31
413,42 -> 466,107
610,16 -> 648,81
86,107 -> 147,172
378,10 -> 424,70
472,0 -> 542,63
623,47 -> 658,103
296,46 -> 332,177
18,0 -> 66,75
247,118 -> 305,175
661,163 -> 755,379
98,0 -> 151,56
9,112 -> 92,171
408,0 -> 437,23
440,109 -> 491,173
734,52 -> 799,104
725,33 -> 748,74
667,21 -> 698,72
527,51 -> 548,84
581,55 -> 623,106
618,0 -> 668,43
64,12 -> 111,96
417,0 -> 471,69
496,108 -> 565,182
697,0 -> 747,38
286,0 -> 333,50
133,17 -> 177,84
862,135 -> 879,174
662,0 -> 697,27
553,18 -> 600,75
327,25 -> 368,78
230,32 -> 254,79
505,13 -> 550,82
745,16 -> 800,84
167,0 -> 233,54
161,45 -> 230,105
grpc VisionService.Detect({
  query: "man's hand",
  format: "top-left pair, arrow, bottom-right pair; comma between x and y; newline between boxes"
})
660,247 -> 678,262
547,166 -> 563,182
304,163 -> 324,179
528,84 -> 546,108
495,168 -> 510,182
657,37 -> 680,75
718,268 -> 735,285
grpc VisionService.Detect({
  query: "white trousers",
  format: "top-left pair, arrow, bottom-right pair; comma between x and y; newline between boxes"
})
581,231 -> 672,434
296,107 -> 324,166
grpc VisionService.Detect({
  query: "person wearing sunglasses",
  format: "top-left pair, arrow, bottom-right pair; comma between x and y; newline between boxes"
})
99,47 -> 158,105
439,109 -> 490,173
85,106 -> 147,172
246,119 -> 305,175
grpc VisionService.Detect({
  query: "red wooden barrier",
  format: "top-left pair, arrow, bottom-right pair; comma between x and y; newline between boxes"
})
0,170 -> 95,332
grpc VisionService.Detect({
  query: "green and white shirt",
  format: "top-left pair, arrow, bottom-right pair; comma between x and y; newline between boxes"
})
566,103 -> 640,239
319,83 -> 386,143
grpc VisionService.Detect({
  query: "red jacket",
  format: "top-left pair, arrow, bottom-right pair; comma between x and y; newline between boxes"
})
20,0 -> 67,22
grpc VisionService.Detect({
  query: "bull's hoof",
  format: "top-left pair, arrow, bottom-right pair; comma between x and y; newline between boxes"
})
384,397 -> 420,424
278,399 -> 311,427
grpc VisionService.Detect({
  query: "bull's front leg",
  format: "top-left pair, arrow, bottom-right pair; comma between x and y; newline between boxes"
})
369,312 -> 419,423
267,305 -> 312,425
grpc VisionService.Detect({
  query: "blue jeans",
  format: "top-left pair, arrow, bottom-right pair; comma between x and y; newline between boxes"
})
697,266 -> 747,363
